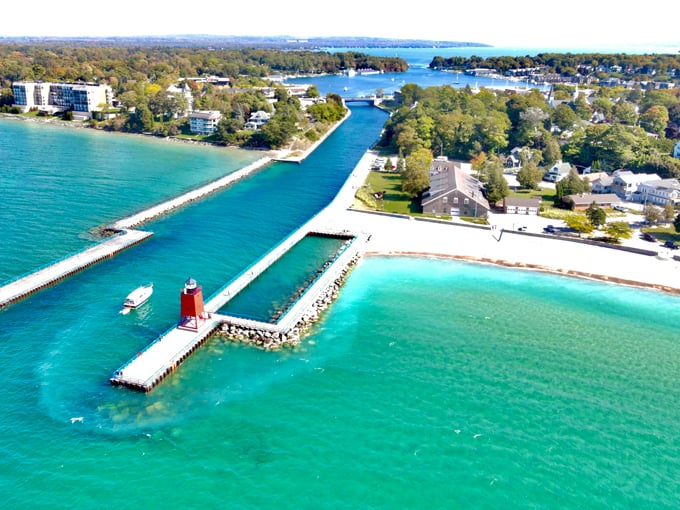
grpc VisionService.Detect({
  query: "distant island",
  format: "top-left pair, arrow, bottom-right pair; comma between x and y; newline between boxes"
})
0,35 -> 491,49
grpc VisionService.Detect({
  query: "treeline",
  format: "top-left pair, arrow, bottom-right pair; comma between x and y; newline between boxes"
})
0,45 -> 407,89
430,53 -> 680,81
378,82 -> 680,184
0,44 -> 372,147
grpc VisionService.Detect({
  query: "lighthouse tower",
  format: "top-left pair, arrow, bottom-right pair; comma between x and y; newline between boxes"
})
179,277 -> 206,331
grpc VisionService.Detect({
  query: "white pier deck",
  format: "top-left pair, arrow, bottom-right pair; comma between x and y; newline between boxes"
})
0,229 -> 153,308
111,313 -> 226,392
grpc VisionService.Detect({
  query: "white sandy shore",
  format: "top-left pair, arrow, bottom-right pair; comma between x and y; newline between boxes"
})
316,150 -> 680,295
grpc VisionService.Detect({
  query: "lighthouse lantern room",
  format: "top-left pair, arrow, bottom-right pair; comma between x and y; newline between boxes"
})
179,277 -> 207,331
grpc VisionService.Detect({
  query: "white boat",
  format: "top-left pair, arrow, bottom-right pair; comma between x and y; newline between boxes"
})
123,283 -> 153,309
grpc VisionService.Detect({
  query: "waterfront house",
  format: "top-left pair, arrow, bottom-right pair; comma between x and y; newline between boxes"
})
421,157 -> 489,218
503,197 -> 541,215
189,110 -> 222,135
634,178 -> 680,206
611,170 -> 660,200
244,110 -> 271,131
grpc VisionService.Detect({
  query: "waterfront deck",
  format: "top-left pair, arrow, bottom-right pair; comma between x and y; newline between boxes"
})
0,229 -> 153,309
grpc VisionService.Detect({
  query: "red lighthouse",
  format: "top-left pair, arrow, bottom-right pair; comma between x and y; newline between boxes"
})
179,277 -> 206,331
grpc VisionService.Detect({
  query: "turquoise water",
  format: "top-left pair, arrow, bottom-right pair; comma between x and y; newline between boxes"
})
219,234 -> 348,322
1,103 -> 680,508
0,120 -> 261,280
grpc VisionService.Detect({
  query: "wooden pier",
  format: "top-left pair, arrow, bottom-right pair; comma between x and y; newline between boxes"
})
0,229 -> 153,309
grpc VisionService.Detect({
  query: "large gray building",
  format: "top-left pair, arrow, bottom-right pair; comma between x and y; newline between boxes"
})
421,157 -> 489,218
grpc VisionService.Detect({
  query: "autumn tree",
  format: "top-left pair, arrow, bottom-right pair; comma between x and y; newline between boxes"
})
663,201 -> 676,222
604,221 -> 633,242
566,215 -> 594,236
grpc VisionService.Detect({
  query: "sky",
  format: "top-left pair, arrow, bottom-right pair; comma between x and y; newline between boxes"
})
1,0 -> 679,52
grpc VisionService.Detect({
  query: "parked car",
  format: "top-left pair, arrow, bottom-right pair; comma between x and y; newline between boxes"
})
663,240 -> 679,250
543,225 -> 556,233
642,232 -> 658,242
517,226 -> 527,232
612,204 -> 626,212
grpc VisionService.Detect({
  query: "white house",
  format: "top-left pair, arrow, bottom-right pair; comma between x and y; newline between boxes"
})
503,197 -> 541,215
189,110 -> 222,135
543,160 -> 572,182
244,110 -> 271,131
611,170 -> 661,200
673,141 -> 680,159
634,178 -> 680,206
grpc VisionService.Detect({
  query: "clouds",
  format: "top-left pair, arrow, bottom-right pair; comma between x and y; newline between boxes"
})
2,0 -> 678,51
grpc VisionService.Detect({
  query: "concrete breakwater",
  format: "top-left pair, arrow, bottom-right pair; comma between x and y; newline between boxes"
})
0,229 -> 153,309
216,252 -> 361,349
109,157 -> 273,230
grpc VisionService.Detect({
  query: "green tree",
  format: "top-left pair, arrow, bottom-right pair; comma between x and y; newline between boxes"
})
604,221 -> 633,241
674,212 -> 680,233
384,157 -> 394,172
402,148 -> 432,197
639,105 -> 669,135
663,201 -> 676,222
552,103 -> 578,131
585,202 -> 607,227
516,161 -> 543,190
566,215 -> 594,236
484,161 -> 510,205
306,85 -> 320,98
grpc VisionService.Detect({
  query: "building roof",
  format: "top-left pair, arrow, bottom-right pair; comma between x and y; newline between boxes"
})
504,197 -> 541,207
422,157 -> 489,209
613,170 -> 660,184
190,110 -> 222,120
566,193 -> 620,207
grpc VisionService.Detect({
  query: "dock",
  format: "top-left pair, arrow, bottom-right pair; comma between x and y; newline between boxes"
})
110,221 -> 367,392
0,229 -> 153,309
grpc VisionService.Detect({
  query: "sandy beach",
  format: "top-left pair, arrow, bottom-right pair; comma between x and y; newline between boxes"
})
317,150 -> 680,296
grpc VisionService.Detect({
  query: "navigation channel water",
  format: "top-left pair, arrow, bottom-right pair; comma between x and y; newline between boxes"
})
1,49 -> 680,508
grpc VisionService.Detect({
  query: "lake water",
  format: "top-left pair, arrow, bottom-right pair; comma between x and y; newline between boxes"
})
1,47 -> 680,509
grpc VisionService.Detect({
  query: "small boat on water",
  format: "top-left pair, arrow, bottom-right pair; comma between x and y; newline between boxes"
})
122,283 -> 153,312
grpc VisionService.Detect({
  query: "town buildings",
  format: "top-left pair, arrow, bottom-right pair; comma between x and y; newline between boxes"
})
421,157 -> 489,218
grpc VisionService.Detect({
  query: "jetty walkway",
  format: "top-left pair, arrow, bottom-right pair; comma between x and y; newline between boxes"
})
0,229 -> 152,309
0,157 -> 276,309
111,221 -> 367,392
110,157 -> 272,230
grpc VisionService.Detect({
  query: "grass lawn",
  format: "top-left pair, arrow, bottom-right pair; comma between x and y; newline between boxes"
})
354,171 -> 421,214
641,224 -> 680,242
